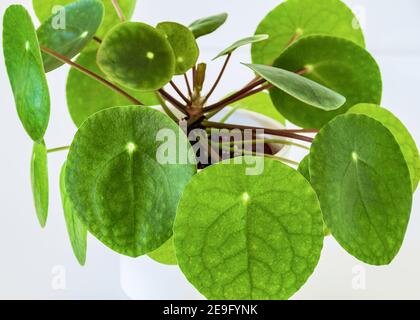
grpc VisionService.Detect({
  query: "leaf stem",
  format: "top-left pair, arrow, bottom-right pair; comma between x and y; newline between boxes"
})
40,46 -> 143,106
220,146 -> 299,166
158,88 -> 188,115
155,92 -> 178,122
184,73 -> 193,98
170,80 -> 191,105
203,53 -> 231,105
93,36 -> 102,44
47,146 -> 70,154
221,138 -> 310,151
111,0 -> 126,22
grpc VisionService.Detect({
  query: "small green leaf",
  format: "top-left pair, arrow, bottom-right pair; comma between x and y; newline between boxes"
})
65,106 -> 196,257
148,237 -> 177,265
3,5 -> 50,142
252,0 -> 365,65
244,63 -> 345,111
97,22 -> 175,91
60,162 -> 88,266
188,13 -> 227,39
37,0 -> 104,72
228,92 -> 285,125
174,157 -> 324,300
31,140 -> 49,228
156,22 -> 199,75
270,36 -> 382,129
33,0 -> 137,47
66,51 -> 158,127
348,104 -> 420,192
310,114 -> 412,265
214,35 -> 269,60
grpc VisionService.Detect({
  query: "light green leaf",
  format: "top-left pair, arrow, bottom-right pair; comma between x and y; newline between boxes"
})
97,22 -> 175,91
148,237 -> 177,265
31,140 -> 49,228
3,5 -> 50,142
174,157 -> 324,300
37,0 -> 104,72
228,92 -> 285,125
348,104 -> 420,192
66,51 -> 158,127
33,0 -> 137,45
156,22 -> 199,75
214,35 -> 268,60
270,36 -> 382,129
188,13 -> 227,39
252,0 -> 365,65
60,162 -> 88,266
244,63 -> 345,111
65,106 -> 196,257
310,114 -> 412,265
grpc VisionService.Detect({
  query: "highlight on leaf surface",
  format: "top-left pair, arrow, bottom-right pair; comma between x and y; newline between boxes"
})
31,141 -> 49,228
60,162 -> 88,266
348,104 -> 420,192
214,35 -> 269,60
65,106 -> 196,257
244,63 -> 346,111
174,157 -> 324,300
252,0 -> 365,65
37,0 -> 104,72
66,51 -> 158,127
156,21 -> 199,75
188,13 -> 228,38
97,22 -> 175,91
3,5 -> 50,142
270,35 -> 382,129
148,237 -> 177,266
310,114 -> 413,265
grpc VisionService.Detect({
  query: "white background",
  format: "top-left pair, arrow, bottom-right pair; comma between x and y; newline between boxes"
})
0,0 -> 419,299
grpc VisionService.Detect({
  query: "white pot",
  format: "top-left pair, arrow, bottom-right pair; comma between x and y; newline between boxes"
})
120,108 -> 287,300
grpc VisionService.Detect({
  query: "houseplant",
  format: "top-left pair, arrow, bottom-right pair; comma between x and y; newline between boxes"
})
3,0 -> 419,300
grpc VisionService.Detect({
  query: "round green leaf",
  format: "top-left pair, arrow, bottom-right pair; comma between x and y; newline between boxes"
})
60,162 -> 88,266
245,63 -> 346,111
65,106 -> 196,257
310,114 -> 413,265
156,22 -> 199,75
228,91 -> 285,125
37,0 -> 104,72
348,104 -> 420,192
174,157 -> 324,300
31,140 -> 49,228
252,0 -> 365,65
270,36 -> 382,129
66,51 -> 158,127
188,13 -> 228,39
97,22 -> 175,91
214,35 -> 268,60
148,237 -> 177,265
3,5 -> 50,142
33,0 -> 137,40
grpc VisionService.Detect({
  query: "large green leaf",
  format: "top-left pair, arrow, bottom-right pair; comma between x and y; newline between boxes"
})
174,157 -> 324,300
31,141 -> 49,228
66,51 -> 158,127
252,0 -> 365,65
65,106 -> 196,257
310,114 -> 412,265
37,0 -> 104,72
97,22 -> 175,91
3,5 -> 50,142
148,237 -> 177,265
245,63 -> 345,111
348,104 -> 420,192
188,13 -> 227,39
33,0 -> 137,40
270,36 -> 382,129
228,92 -> 285,125
156,22 -> 199,75
60,162 -> 88,266
214,35 -> 268,60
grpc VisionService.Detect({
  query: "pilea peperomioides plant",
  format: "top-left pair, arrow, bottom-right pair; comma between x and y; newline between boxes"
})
3,0 -> 419,299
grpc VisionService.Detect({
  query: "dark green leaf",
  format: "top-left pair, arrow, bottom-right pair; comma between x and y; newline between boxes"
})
188,13 -> 227,39
31,140 -> 49,228
3,5 -> 50,142
214,35 -> 268,60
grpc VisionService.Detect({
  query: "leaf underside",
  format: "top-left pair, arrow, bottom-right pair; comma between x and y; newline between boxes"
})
31,140 -> 49,228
